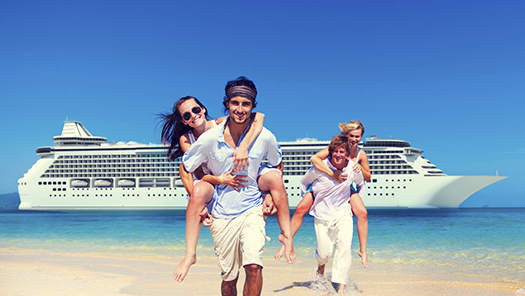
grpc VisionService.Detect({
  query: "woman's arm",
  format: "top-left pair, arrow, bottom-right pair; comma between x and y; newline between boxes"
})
179,133 -> 192,155
200,170 -> 248,192
178,133 -> 195,195
216,116 -> 227,124
310,147 -> 346,183
358,151 -> 371,182
232,112 -> 265,172
179,163 -> 194,195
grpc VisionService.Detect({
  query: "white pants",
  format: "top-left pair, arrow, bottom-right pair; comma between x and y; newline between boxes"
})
314,212 -> 353,284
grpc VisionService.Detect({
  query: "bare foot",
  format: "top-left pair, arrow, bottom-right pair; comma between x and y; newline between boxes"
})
277,233 -> 296,264
337,283 -> 346,295
274,244 -> 285,261
359,249 -> 369,268
316,264 -> 325,276
173,254 -> 196,282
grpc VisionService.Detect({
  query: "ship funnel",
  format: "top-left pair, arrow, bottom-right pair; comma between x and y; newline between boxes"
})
53,121 -> 107,146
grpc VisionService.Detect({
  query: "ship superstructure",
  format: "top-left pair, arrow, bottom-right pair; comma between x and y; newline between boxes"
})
17,121 -> 506,211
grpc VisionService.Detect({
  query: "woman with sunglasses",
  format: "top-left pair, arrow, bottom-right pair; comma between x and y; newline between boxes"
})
159,95 -> 267,282
275,120 -> 371,268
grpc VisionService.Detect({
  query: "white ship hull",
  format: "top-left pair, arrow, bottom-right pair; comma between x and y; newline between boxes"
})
18,121 -> 506,211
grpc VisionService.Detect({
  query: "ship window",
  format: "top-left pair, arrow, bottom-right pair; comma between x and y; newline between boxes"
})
372,179 -> 377,183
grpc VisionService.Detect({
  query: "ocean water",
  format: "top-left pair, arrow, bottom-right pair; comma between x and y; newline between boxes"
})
1,208 -> 524,281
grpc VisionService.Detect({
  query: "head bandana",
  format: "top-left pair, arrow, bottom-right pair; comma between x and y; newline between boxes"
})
226,85 -> 257,102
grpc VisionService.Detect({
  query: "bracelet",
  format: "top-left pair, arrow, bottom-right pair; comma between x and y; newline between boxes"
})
220,175 -> 223,184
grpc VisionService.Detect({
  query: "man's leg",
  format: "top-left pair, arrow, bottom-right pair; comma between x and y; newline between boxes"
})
314,218 -> 334,277
243,264 -> 262,296
221,276 -> 239,296
317,263 -> 325,276
239,206 -> 266,296
331,213 -> 353,292
210,213 -> 242,296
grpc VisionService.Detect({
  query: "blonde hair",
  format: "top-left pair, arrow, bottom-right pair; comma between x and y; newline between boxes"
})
339,120 -> 365,136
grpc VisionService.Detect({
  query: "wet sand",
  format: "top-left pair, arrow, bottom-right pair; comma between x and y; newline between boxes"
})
1,247 -> 523,295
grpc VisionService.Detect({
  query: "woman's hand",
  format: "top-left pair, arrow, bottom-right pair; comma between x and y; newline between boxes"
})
352,163 -> 363,173
232,147 -> 249,173
220,170 -> 248,192
333,170 -> 348,183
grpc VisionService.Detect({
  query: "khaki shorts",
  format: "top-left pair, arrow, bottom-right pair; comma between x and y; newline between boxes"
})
210,205 -> 266,281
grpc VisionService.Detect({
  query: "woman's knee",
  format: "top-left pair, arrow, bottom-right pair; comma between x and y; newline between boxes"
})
295,202 -> 310,215
354,206 -> 368,220
259,170 -> 283,190
295,193 -> 313,214
191,182 -> 214,203
351,195 -> 368,220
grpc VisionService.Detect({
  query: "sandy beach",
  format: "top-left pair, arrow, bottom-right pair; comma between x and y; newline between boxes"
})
1,247 -> 523,296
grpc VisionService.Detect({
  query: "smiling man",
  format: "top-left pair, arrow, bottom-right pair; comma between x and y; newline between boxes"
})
300,134 -> 365,295
182,76 -> 295,296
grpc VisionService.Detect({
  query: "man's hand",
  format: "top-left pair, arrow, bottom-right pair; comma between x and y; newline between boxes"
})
262,193 -> 277,215
199,207 -> 214,227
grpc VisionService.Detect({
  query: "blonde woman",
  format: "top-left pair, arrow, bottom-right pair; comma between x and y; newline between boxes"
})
276,120 -> 370,268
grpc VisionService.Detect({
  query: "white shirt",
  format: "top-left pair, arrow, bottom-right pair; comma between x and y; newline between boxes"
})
182,119 -> 282,219
301,157 -> 365,220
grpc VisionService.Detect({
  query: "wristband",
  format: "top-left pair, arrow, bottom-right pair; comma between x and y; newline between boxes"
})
220,175 -> 224,184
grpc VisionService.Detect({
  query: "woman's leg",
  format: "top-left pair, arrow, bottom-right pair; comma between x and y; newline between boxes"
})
257,170 -> 295,263
274,191 -> 314,260
173,181 -> 215,282
350,192 -> 369,268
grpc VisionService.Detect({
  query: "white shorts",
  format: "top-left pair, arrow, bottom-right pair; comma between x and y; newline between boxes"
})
257,164 -> 282,177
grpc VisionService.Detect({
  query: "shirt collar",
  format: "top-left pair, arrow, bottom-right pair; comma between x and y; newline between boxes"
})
216,117 -> 252,146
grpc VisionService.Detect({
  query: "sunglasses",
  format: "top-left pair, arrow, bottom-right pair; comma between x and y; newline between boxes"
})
182,106 -> 202,121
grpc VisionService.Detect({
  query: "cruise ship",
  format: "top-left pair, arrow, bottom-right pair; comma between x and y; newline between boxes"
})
17,121 -> 506,211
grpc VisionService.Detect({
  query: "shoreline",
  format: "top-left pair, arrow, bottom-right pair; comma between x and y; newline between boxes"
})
1,247 -> 523,295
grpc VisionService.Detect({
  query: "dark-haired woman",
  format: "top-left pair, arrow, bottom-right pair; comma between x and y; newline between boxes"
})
159,96 -> 266,282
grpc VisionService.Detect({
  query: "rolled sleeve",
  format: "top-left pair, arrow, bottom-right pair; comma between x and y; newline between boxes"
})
300,167 -> 318,196
182,137 -> 207,173
264,133 -> 282,167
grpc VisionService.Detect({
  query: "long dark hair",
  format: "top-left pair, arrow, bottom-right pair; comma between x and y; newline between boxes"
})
157,96 -> 211,161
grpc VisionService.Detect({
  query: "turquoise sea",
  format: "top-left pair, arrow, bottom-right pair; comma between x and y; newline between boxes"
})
1,208 -> 524,283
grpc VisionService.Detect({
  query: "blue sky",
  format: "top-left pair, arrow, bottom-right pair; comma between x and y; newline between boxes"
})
1,0 -> 524,207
